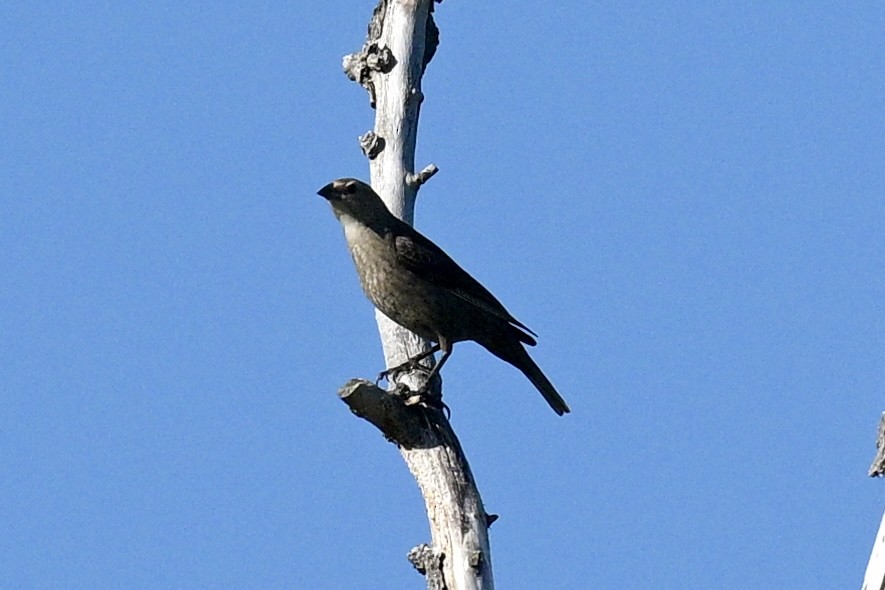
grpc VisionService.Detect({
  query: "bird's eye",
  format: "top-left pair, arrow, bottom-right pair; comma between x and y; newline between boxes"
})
343,183 -> 356,195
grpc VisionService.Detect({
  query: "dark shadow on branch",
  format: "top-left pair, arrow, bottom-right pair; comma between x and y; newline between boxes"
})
339,379 -> 453,450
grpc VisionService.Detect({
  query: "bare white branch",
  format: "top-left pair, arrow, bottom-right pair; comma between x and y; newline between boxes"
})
408,163 -> 439,188
340,2 -> 493,589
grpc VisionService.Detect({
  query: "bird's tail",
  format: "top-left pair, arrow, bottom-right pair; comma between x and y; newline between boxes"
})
489,340 -> 571,416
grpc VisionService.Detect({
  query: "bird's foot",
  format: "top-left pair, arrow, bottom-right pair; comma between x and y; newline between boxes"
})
393,382 -> 450,418
376,358 -> 431,386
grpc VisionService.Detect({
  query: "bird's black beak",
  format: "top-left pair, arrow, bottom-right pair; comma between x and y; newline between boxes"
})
317,182 -> 337,200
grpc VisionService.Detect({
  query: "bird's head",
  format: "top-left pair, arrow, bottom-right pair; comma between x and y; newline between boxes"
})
316,178 -> 392,224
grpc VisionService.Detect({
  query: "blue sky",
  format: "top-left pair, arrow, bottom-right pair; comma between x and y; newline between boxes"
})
1,2 -> 882,588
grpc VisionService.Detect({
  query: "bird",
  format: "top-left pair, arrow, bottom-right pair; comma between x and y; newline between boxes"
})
316,177 -> 570,416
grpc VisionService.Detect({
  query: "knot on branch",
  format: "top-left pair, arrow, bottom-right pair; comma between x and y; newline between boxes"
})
342,0 -> 397,108
343,43 -> 395,81
468,550 -> 484,570
343,44 -> 396,108
408,544 -> 446,589
367,45 -> 395,73
358,131 -> 386,160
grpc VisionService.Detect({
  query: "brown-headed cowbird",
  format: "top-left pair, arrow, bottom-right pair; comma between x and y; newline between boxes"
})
317,178 -> 570,416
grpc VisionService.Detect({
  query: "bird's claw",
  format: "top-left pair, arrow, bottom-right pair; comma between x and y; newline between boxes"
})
378,358 -> 449,418
398,383 -> 450,418
376,358 -> 430,385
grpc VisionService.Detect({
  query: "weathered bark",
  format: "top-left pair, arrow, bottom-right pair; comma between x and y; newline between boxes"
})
869,413 -> 885,478
339,2 -> 494,589
863,413 -> 885,590
863,510 -> 885,590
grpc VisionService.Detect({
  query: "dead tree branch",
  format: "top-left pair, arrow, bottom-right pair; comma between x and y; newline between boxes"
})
338,2 -> 493,589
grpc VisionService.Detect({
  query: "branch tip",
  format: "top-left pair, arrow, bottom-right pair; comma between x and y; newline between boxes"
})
337,378 -> 439,449
408,164 -> 439,187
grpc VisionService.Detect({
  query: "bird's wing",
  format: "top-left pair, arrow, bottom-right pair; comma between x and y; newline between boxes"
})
392,222 -> 538,342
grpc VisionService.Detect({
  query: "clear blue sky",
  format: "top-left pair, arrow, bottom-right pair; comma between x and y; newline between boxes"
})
2,2 -> 882,588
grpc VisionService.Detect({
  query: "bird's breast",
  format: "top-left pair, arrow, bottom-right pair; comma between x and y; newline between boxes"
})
344,224 -> 394,297
343,222 -> 444,341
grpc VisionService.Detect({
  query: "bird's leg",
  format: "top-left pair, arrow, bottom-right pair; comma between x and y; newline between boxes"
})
399,338 -> 452,414
419,338 -> 452,391
380,338 -> 453,414
376,344 -> 441,385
